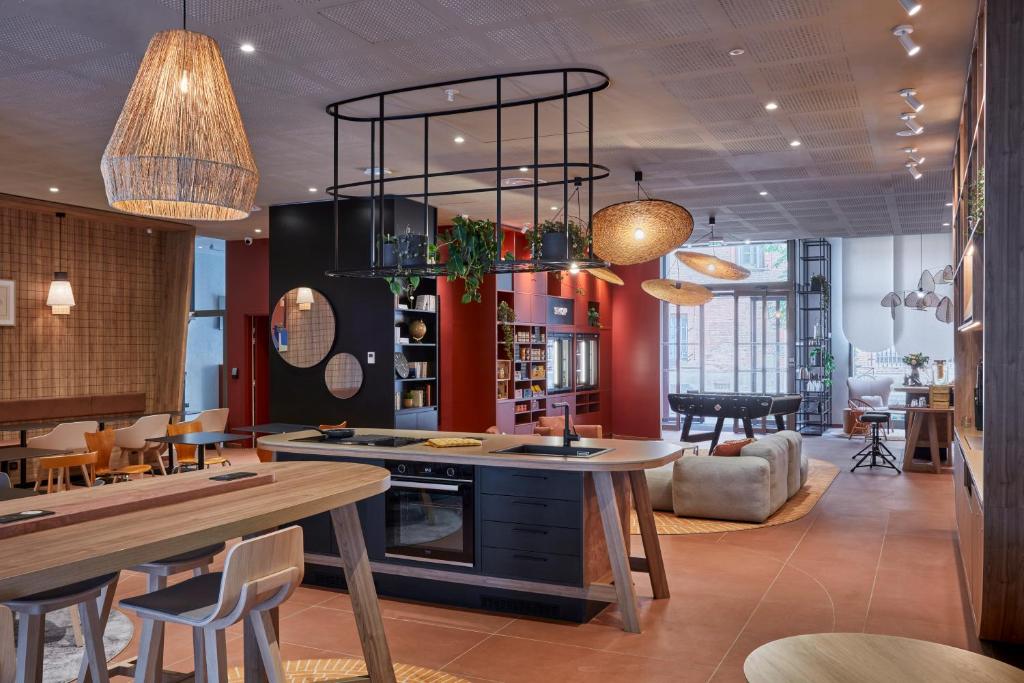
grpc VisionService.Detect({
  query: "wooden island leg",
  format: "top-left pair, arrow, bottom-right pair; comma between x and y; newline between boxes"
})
628,470 -> 670,599
331,505 -> 397,683
927,413 -> 942,474
0,606 -> 14,683
593,471 -> 641,633
903,411 -> 922,471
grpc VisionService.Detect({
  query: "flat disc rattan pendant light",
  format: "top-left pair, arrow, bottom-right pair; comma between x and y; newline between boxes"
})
101,1 -> 258,221
587,267 -> 624,286
641,279 -> 713,306
675,216 -> 750,280
592,171 -> 693,265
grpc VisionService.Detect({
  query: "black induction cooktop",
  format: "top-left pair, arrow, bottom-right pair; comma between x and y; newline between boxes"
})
293,434 -> 426,448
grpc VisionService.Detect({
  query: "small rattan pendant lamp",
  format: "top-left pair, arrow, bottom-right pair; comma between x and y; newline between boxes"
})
641,279 -> 713,306
592,171 -> 693,265
675,216 -> 750,281
101,0 -> 258,221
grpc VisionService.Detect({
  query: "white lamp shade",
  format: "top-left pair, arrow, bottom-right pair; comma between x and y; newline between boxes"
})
46,274 -> 75,314
295,287 -> 315,310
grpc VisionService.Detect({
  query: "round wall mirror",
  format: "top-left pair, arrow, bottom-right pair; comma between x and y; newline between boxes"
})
271,287 -> 335,368
324,353 -> 364,399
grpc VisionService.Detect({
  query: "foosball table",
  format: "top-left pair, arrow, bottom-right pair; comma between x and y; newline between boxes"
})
668,392 -> 803,451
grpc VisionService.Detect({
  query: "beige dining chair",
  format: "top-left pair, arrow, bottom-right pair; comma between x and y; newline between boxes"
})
120,526 -> 305,683
26,420 -> 98,452
114,414 -> 170,476
195,408 -> 229,455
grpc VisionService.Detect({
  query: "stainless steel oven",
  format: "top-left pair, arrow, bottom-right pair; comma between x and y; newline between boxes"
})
384,461 -> 475,567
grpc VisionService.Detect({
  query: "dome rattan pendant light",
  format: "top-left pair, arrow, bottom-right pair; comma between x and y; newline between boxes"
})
592,171 -> 693,265
675,216 -> 750,281
101,0 -> 258,221
641,279 -> 713,306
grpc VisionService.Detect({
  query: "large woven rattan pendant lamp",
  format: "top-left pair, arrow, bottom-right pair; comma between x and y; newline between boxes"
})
587,267 -> 624,286
592,171 -> 693,265
641,279 -> 713,306
101,1 -> 258,221
675,216 -> 750,281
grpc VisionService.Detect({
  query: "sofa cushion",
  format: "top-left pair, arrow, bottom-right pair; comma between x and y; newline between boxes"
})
738,434 -> 790,513
673,455 -> 773,522
712,438 -> 754,457
644,461 -> 676,512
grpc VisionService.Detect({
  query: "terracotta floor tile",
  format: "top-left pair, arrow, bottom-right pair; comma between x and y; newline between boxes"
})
864,614 -> 980,651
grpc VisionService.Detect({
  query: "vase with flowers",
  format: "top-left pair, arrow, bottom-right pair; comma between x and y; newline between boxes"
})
902,352 -> 930,386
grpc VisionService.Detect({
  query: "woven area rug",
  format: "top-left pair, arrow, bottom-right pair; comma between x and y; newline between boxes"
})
630,458 -> 839,535
9,608 -> 133,683
228,658 -> 470,683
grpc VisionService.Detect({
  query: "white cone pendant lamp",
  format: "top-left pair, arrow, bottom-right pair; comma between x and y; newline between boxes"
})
47,212 -> 75,315
101,1 -> 258,221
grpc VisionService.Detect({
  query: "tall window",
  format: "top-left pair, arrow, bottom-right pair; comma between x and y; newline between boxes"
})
184,237 -> 226,419
661,242 -> 793,426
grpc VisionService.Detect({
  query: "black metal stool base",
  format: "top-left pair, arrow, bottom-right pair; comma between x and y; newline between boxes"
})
851,417 -> 900,474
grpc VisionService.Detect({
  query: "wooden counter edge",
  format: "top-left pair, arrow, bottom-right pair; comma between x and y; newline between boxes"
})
955,427 -> 984,502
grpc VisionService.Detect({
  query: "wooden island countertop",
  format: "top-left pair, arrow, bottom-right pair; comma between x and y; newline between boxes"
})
258,428 -> 684,472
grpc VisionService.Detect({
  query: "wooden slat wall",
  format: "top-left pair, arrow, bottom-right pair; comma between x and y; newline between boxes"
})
0,194 -> 193,441
980,0 -> 1024,643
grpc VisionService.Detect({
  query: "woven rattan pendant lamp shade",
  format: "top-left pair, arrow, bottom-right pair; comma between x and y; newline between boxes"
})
592,171 -> 693,265
675,250 -> 751,280
101,28 -> 258,221
587,267 -> 624,286
641,279 -> 713,306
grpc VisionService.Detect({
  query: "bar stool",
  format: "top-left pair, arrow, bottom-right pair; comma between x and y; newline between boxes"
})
851,413 -> 900,474
127,543 -> 226,683
120,527 -> 304,683
3,573 -> 118,683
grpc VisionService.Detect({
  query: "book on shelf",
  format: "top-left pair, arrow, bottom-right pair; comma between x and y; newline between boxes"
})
415,294 -> 437,312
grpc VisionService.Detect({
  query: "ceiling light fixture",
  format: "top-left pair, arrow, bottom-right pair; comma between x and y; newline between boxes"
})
101,0 -> 258,221
295,287 -> 315,311
240,43 -> 255,53
519,166 -> 529,172
728,48 -> 745,56
790,140 -> 802,147
363,167 -> 392,177
675,216 -> 750,280
453,135 -> 465,144
642,279 -> 714,306
46,212 -> 75,315
906,162 -> 923,180
444,88 -> 460,102
902,147 -> 925,165
48,187 -> 59,193
945,202 -> 953,207
942,222 -> 950,227
898,0 -> 923,16
588,268 -> 624,286
759,191 -> 769,196
898,112 -> 924,136
764,102 -> 779,111
568,262 -> 580,275
592,170 -> 693,265
308,187 -> 317,193
898,88 -> 924,112
892,25 -> 921,56
254,228 -> 262,233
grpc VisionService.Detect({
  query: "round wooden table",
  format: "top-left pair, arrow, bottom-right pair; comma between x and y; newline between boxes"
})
744,633 -> 1024,683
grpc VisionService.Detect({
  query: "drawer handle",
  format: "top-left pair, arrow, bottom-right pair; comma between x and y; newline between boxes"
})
512,500 -> 548,507
513,554 -> 548,562
512,527 -> 549,535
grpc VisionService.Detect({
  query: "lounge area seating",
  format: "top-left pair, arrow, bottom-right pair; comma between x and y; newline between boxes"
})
645,431 -> 808,523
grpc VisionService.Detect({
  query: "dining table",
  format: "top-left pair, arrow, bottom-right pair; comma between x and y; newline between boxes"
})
0,460 -> 398,683
146,431 -> 250,470
0,447 -> 70,487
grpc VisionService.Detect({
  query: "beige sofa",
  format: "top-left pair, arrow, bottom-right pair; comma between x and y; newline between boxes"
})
646,431 -> 808,523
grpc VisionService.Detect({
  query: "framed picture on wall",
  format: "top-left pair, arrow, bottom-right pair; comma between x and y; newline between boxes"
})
0,280 -> 14,326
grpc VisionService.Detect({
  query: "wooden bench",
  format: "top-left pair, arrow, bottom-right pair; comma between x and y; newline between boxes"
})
0,393 -> 148,427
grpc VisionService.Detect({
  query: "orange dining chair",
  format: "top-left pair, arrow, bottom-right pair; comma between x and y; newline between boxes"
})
169,420 -> 230,473
37,452 -> 98,494
85,429 -> 152,482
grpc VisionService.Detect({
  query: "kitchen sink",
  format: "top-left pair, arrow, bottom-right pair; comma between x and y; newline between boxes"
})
490,444 -> 613,458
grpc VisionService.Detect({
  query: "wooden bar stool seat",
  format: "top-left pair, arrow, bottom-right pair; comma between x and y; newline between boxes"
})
36,451 -> 98,493
120,527 -> 304,683
4,573 -> 118,683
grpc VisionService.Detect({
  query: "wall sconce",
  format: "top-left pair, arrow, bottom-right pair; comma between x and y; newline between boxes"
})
47,212 -> 76,315
296,287 -> 314,311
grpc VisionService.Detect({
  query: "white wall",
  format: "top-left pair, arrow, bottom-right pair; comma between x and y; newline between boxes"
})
828,238 -> 850,426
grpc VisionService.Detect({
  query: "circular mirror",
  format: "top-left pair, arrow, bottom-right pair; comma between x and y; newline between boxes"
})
325,353 -> 364,399
271,287 -> 335,368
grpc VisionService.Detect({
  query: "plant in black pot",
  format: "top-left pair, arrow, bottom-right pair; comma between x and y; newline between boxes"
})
527,219 -> 589,261
396,226 -> 427,267
810,274 -> 830,309
429,216 -> 499,303
381,234 -> 398,268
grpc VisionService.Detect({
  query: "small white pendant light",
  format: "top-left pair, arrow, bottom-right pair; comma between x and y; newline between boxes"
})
295,287 -> 315,311
46,212 -> 75,315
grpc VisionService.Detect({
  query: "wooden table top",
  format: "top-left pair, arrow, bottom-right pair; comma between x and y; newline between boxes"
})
744,633 -> 1024,683
0,461 -> 389,601
146,431 -> 250,446
260,428 -> 684,472
233,423 -> 313,434
904,406 -> 955,414
0,446 -> 69,464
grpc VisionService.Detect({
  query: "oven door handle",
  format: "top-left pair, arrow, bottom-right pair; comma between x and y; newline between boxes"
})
390,480 -> 463,492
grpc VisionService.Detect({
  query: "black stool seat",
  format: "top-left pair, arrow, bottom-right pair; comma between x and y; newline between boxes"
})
7,572 -> 118,605
861,413 -> 890,423
852,413 -> 900,475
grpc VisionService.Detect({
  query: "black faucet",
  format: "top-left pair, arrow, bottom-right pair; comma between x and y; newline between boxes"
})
551,402 -> 580,448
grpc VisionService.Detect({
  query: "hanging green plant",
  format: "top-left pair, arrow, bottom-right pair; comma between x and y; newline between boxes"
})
810,274 -> 830,310
497,300 -> 516,359
526,219 -> 589,260
821,350 -> 835,389
384,274 -> 420,299
429,216 -> 499,303
968,168 -> 985,234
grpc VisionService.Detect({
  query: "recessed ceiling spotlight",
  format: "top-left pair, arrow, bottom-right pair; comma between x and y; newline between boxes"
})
898,88 -> 924,112
444,88 -> 460,103
453,135 -> 465,144
789,140 -> 802,147
502,177 -> 532,187
363,166 -> 393,177
898,112 -> 924,136
945,202 -> 954,207
308,187 -> 317,193
146,228 -> 153,235
906,161 -> 923,180
892,25 -> 921,57
550,206 -> 559,211
519,166 -> 529,172
745,239 -> 752,245
898,0 -> 923,16
48,187 -> 59,193
728,48 -> 745,56
902,147 -> 925,165
240,43 -> 255,53
759,191 -> 769,196
942,222 -> 950,227
764,101 -> 779,111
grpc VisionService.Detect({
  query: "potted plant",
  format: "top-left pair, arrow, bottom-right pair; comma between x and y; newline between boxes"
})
902,352 -> 930,386
381,234 -> 398,268
384,274 -> 420,303
429,215 -> 499,303
588,306 -> 600,328
810,274 -> 830,309
527,219 -> 588,261
396,226 -> 427,267
497,300 -> 516,359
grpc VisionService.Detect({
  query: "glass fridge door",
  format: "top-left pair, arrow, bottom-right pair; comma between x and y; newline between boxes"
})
546,333 -> 573,393
576,334 -> 599,390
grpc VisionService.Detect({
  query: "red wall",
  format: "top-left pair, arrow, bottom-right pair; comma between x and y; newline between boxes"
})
225,238 -> 270,431
438,275 -> 497,432
610,260 -> 662,439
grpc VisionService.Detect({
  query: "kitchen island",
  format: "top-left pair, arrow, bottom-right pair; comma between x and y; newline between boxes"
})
259,428 -> 684,633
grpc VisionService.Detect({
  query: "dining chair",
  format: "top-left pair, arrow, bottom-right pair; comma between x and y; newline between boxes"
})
26,420 -> 98,452
0,472 -> 10,489
114,414 -> 170,476
120,526 -> 305,683
195,408 -> 229,455
85,429 -> 152,482
168,420 -> 229,472
37,452 -> 98,493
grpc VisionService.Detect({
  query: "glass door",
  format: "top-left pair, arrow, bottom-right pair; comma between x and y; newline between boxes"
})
575,334 -> 599,390
546,333 -> 573,393
738,295 -> 788,394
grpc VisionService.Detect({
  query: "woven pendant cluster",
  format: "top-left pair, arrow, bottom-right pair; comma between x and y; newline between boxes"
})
675,250 -> 751,280
592,199 -> 693,265
101,30 -> 258,221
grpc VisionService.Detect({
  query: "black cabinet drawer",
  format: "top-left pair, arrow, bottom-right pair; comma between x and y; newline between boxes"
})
482,546 -> 581,585
479,467 -> 581,501
482,520 -> 581,556
480,493 -> 580,528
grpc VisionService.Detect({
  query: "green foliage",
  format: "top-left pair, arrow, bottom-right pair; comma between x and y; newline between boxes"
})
969,169 -> 985,233
821,350 -> 835,389
526,219 -> 589,259
431,216 -> 500,304
384,275 -> 420,298
902,352 -> 930,368
810,274 -> 830,310
497,300 -> 516,359
588,306 -> 600,328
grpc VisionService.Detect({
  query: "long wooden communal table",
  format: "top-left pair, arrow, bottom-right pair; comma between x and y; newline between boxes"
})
261,428 -> 685,634
0,461 -> 397,683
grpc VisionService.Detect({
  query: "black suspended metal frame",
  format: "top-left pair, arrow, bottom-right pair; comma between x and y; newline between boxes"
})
323,68 -> 612,278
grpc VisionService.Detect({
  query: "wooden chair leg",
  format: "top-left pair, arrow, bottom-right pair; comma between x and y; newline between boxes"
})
78,598 -> 110,683
81,464 -> 93,487
133,619 -> 165,683
250,610 -> 286,683
203,628 -> 227,683
1,606 -> 15,683
14,612 -> 44,683
79,575 -> 120,683
70,604 -> 85,647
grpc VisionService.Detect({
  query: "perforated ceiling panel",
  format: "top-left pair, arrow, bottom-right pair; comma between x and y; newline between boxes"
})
589,1 -> 709,43
718,0 -> 835,28
319,0 -> 446,44
0,15 -> 105,60
158,0 -> 281,24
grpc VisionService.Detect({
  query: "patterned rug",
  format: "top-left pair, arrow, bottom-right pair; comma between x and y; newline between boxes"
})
8,607 -> 134,683
228,658 -> 470,682
630,458 -> 839,535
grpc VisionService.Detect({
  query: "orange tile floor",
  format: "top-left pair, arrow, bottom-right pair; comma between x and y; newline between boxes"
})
104,434 -> 989,681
